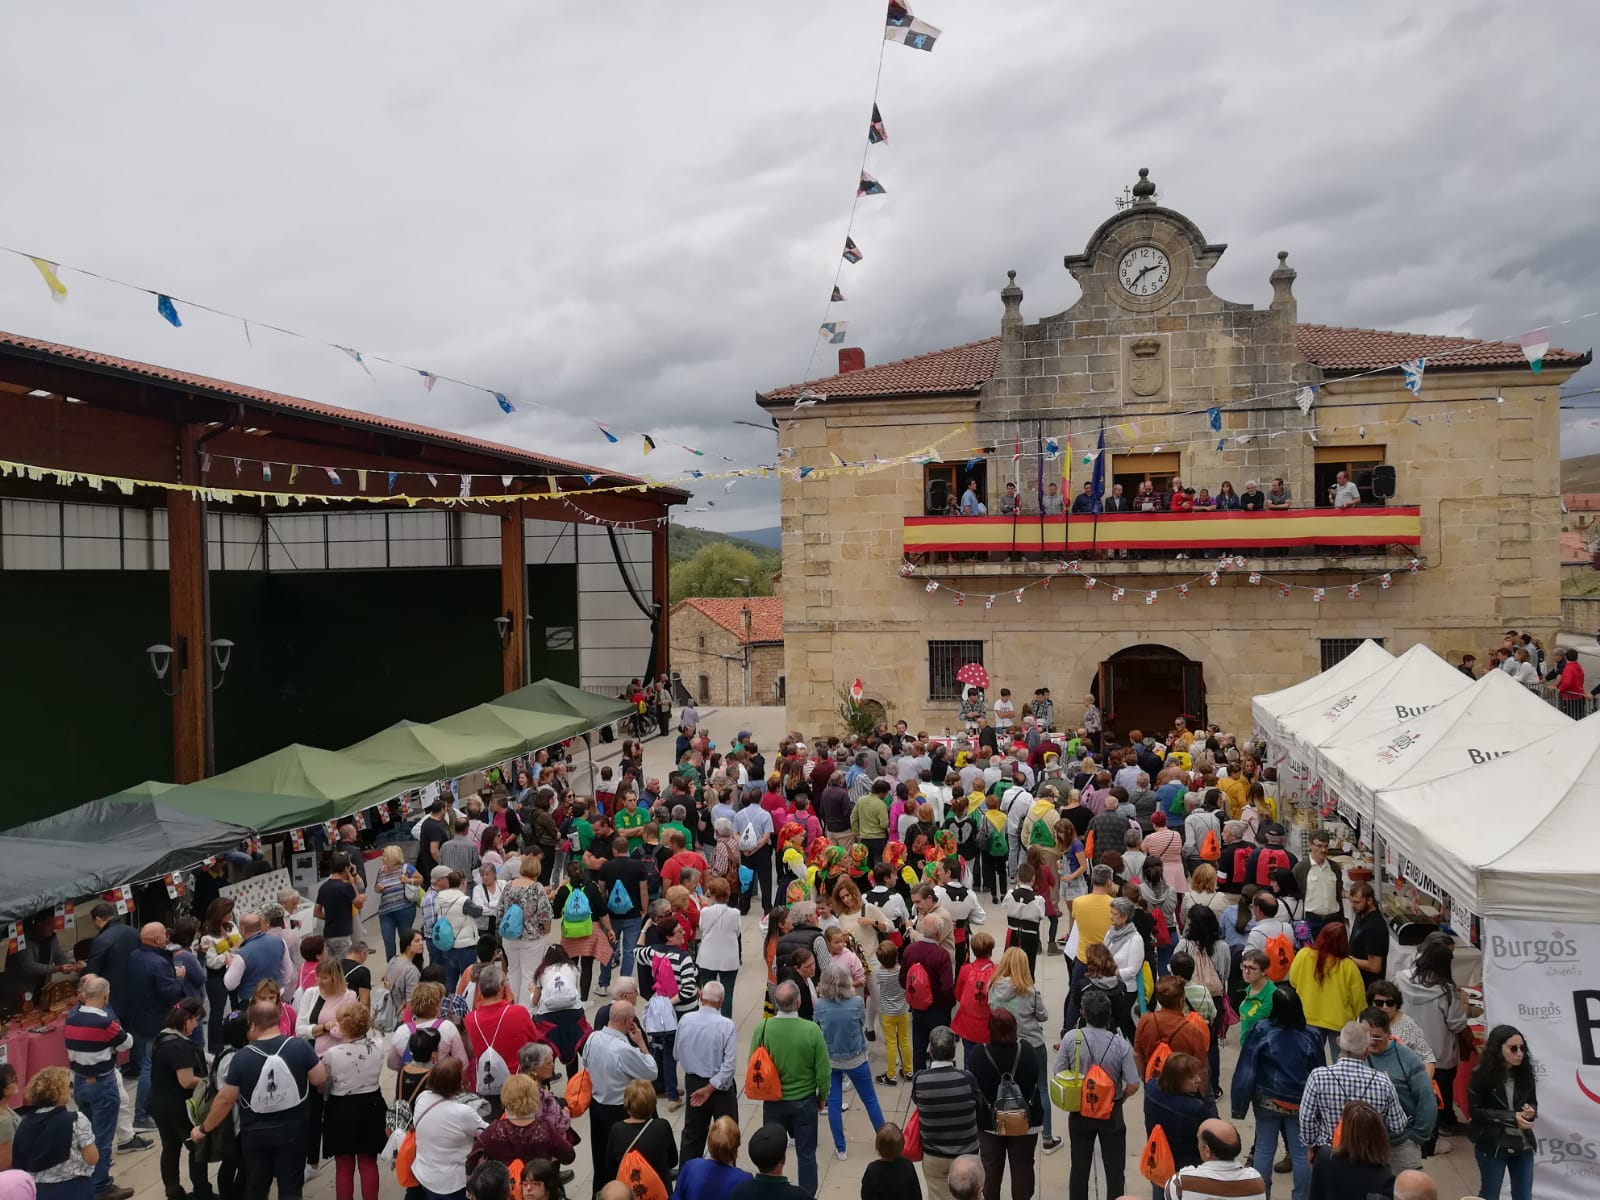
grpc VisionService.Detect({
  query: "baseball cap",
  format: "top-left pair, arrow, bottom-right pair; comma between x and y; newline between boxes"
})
747,1124 -> 789,1172
430,865 -> 451,882
1263,823 -> 1286,841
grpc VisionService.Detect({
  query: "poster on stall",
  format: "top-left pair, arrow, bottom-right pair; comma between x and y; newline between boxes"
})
1480,917 -> 1600,1199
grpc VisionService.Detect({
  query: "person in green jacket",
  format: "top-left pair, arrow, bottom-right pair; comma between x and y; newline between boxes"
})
1237,948 -> 1276,1046
749,980 -> 832,1195
1362,1004 -> 1437,1173
850,779 -> 892,862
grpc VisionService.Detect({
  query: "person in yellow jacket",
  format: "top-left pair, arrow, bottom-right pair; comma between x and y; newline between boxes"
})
1218,770 -> 1250,821
1287,922 -> 1367,1059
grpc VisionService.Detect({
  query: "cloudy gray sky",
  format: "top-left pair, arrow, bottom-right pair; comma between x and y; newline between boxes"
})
5,2 -> 1599,533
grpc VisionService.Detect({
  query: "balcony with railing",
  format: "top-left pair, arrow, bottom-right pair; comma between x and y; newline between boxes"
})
901,508 -> 1424,576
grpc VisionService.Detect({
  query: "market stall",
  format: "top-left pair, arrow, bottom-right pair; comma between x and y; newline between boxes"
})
1251,638 -> 1393,751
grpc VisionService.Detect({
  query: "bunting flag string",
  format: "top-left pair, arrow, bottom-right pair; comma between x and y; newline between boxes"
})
895,553 -> 1422,609
842,237 -> 863,264
885,1 -> 941,49
868,104 -> 887,144
858,172 -> 886,196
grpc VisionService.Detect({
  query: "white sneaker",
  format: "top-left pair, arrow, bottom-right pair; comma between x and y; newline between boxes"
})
842,1076 -> 853,1092
834,1149 -> 848,1162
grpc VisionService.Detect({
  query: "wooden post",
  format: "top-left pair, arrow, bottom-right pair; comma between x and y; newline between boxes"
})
500,500 -> 527,694
651,519 -> 670,682
167,425 -> 208,782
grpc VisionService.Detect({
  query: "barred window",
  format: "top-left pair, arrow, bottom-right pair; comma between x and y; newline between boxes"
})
928,640 -> 984,701
1320,637 -> 1383,671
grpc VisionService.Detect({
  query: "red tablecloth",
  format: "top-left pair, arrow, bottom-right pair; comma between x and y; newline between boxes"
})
3,1017 -> 68,1086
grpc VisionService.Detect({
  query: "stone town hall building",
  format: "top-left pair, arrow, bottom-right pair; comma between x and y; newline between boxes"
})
758,170 -> 1587,738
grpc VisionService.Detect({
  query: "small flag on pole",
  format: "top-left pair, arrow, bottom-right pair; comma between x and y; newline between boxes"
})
1520,328 -> 1550,372
494,391 -> 515,414
642,435 -> 657,455
885,1 -> 940,49
858,172 -> 886,196
831,286 -> 845,302
596,422 -> 618,443
419,371 -> 438,391
820,322 -> 847,344
29,257 -> 68,302
156,294 -> 182,327
1401,358 -> 1426,395
868,104 -> 887,144
842,237 -> 863,264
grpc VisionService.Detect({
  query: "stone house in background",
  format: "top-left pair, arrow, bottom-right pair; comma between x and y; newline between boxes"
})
757,169 -> 1587,738
670,596 -> 785,706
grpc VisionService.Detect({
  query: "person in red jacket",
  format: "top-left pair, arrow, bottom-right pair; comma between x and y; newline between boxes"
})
463,964 -> 536,1116
949,931 -> 997,1066
1556,648 -> 1588,717
898,913 -> 955,1073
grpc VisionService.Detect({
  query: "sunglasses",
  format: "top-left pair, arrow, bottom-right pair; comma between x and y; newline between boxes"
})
1505,1043 -> 1526,1054
1372,998 -> 1397,1008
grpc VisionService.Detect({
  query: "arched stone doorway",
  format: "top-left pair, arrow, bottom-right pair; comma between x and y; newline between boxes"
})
1091,644 -> 1205,742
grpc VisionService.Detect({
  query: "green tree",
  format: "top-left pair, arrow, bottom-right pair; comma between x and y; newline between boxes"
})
669,542 -> 779,602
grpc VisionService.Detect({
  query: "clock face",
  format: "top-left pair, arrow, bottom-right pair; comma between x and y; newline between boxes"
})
1117,246 -> 1171,297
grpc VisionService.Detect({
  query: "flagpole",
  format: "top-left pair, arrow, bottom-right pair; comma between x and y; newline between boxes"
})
1009,421 -> 1021,561
1036,419 -> 1045,561
1090,424 -> 1105,561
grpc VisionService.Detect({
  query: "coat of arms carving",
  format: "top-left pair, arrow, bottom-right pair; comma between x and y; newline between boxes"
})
1129,338 -> 1164,397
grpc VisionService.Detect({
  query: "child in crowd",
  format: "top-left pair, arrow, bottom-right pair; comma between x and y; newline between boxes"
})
870,942 -> 911,1085
824,926 -> 865,992
861,1122 -> 921,1200
1167,950 -> 1216,1022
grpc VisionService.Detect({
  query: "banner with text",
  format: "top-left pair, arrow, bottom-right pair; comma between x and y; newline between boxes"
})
1480,917 -> 1600,1199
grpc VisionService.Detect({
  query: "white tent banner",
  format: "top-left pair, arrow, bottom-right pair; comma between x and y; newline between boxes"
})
1251,639 -> 1392,750
1320,669 -> 1570,823
1480,917 -> 1600,1200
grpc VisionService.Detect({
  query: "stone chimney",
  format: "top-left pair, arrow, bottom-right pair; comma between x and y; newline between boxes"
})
741,604 -> 752,639
1000,269 -> 1024,337
838,347 -> 866,373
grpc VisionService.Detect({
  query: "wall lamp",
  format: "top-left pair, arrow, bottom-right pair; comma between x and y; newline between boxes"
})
494,612 -> 512,645
145,636 -> 235,694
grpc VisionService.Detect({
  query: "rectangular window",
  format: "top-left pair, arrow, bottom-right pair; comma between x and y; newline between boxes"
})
923,461 -> 988,515
1313,446 -> 1386,508
697,674 -> 710,701
928,639 -> 983,701
1320,637 -> 1383,671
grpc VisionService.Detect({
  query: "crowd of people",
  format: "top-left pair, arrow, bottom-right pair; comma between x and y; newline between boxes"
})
0,702 -> 1535,1200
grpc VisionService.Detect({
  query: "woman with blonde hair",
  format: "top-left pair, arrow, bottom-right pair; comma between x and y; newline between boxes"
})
372,844 -> 419,959
321,1004 -> 386,1200
672,1116 -> 751,1200
499,853 -> 554,1011
1181,863 -> 1230,925
296,955 -> 356,1055
385,981 -> 467,1073
984,947 -> 1058,1153
12,1069 -> 96,1200
469,1074 -> 576,1168
251,976 -> 298,1036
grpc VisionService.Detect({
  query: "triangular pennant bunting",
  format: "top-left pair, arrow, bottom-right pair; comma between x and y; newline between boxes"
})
858,172 -> 885,196
156,294 -> 182,327
29,257 -> 68,302
842,237 -> 863,264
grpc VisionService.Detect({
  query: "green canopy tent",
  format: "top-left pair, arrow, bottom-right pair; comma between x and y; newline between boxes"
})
0,783 -> 254,923
341,720 -> 511,784
203,744 -> 407,827
429,703 -> 589,762
499,679 -> 635,728
118,777 -> 338,834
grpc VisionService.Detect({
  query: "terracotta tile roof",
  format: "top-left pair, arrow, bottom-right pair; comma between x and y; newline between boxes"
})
757,325 -> 1588,402
759,338 -> 1001,401
1296,324 -> 1588,372
0,329 -> 683,491
673,596 -> 784,644
1564,494 -> 1600,512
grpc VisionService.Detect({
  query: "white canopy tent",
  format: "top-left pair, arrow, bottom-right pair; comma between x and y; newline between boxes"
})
1251,639 -> 1393,749
1277,643 -> 1468,776
1375,711 -> 1600,921
1320,669 -> 1572,822
1287,642 -> 1472,781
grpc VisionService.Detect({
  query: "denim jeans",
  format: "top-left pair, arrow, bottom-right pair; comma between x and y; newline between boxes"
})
1476,1146 -> 1535,1200
131,1032 -> 154,1126
598,917 -> 641,987
827,1061 -> 885,1152
762,1097 -> 820,1195
440,946 -> 477,993
1251,1103 -> 1309,1200
72,1072 -> 120,1193
1028,1040 -> 1052,1139
648,1030 -> 679,1100
377,909 -> 411,959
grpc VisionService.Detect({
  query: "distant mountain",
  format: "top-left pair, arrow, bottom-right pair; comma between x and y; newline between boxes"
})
1564,454 -> 1600,492
668,524 -> 775,564
725,526 -> 781,549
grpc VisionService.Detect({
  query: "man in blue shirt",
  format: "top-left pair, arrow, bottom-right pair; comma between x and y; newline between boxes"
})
958,480 -> 984,516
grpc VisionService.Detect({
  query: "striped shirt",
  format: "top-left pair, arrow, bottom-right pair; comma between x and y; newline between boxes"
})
64,1005 -> 134,1078
910,1061 -> 981,1157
